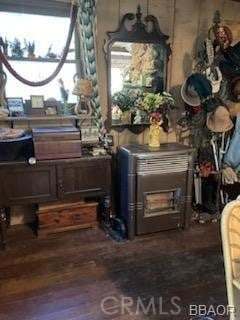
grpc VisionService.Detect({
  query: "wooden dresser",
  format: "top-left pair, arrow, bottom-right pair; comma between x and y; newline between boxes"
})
0,155 -> 111,248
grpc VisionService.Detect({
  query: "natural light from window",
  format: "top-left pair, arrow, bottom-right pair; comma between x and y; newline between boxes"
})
0,11 -> 77,103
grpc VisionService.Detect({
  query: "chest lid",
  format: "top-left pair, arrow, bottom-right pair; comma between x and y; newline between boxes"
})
32,127 -> 80,141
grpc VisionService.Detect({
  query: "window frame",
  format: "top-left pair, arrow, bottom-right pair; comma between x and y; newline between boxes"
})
0,0 -> 72,17
0,0 -> 82,100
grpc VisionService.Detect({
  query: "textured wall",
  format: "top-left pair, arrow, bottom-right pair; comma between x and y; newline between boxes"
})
96,0 -> 240,147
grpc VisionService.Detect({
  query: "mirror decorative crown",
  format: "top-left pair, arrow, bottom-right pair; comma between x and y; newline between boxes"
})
104,5 -> 171,133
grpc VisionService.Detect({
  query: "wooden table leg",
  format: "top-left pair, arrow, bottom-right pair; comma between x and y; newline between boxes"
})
0,208 -> 7,250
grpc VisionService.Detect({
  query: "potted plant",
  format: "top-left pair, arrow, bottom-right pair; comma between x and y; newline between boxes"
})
10,38 -> 24,58
24,39 -> 35,58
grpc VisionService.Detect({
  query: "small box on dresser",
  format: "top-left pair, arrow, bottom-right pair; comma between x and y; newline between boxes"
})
37,200 -> 98,237
32,127 -> 81,160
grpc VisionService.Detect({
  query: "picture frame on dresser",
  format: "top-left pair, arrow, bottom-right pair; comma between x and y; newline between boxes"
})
31,95 -> 44,109
6,97 -> 25,116
44,99 -> 62,116
25,95 -> 45,116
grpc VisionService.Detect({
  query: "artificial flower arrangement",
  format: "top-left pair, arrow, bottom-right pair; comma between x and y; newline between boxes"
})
140,91 -> 176,132
112,88 -> 176,129
141,91 -> 175,114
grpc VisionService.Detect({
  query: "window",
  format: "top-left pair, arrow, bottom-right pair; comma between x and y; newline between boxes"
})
0,5 -> 78,103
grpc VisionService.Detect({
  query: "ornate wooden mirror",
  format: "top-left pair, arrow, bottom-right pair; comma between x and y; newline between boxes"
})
104,5 -> 171,133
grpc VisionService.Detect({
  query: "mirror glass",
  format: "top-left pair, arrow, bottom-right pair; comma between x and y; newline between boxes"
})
111,42 -> 167,94
104,6 -> 171,130
111,41 -> 167,125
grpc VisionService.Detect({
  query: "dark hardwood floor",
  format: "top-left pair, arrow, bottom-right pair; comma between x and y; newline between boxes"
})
0,222 -> 227,320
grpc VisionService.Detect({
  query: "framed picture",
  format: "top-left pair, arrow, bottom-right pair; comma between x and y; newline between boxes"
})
30,95 -> 44,109
6,97 -> 25,116
45,106 -> 58,116
44,99 -> 62,116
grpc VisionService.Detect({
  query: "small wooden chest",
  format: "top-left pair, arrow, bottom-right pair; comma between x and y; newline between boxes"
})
37,200 -> 98,236
32,127 -> 81,160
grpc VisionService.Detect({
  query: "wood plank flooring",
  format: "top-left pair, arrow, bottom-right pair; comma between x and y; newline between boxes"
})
0,223 -> 227,320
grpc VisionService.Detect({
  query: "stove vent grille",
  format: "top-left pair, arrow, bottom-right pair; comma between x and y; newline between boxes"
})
136,154 -> 189,174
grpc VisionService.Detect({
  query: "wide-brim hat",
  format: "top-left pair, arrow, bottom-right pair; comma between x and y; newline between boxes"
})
223,41 -> 240,67
181,79 -> 200,106
219,60 -> 240,78
206,105 -> 233,133
181,73 -> 212,106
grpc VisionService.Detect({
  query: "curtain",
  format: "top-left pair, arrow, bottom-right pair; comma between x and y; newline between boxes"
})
78,0 -> 105,139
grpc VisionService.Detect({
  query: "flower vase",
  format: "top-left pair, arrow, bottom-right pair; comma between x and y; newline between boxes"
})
149,113 -> 162,147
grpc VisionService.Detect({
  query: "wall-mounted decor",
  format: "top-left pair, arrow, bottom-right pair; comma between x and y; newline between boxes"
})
104,5 -> 171,133
6,97 -> 24,116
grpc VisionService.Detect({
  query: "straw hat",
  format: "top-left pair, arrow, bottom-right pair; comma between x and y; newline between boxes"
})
206,106 -> 233,133
225,99 -> 240,117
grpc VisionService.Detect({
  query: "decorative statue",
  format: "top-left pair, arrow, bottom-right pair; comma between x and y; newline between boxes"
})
149,112 -> 163,147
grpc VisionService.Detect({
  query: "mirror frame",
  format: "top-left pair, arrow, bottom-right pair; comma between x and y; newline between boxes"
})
104,5 -> 171,133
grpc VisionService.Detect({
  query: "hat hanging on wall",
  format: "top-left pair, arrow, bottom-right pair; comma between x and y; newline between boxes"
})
206,105 -> 233,133
212,25 -> 233,50
181,80 -> 200,106
219,60 -> 240,78
223,41 -> 240,67
230,77 -> 240,101
208,11 -> 233,51
225,99 -> 240,117
181,73 -> 212,106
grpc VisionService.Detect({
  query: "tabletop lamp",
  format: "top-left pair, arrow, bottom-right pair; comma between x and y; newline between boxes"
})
72,79 -> 93,116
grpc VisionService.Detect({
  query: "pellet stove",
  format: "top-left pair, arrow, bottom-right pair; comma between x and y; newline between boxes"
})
116,143 -> 195,239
